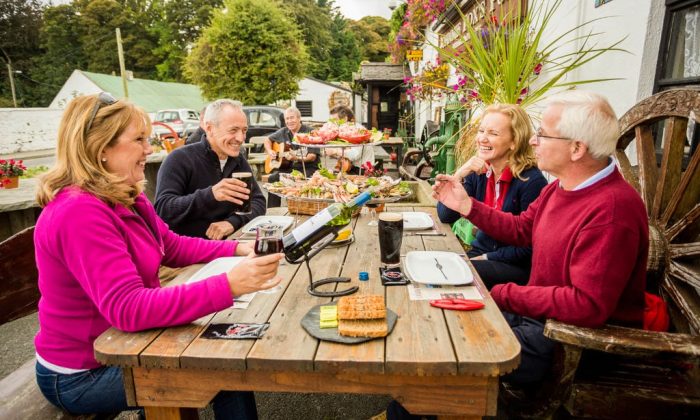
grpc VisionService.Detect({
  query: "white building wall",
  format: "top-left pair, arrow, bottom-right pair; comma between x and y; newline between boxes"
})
417,0 -> 657,131
0,108 -> 63,154
535,0 -> 653,117
49,70 -> 100,109
294,78 -> 367,124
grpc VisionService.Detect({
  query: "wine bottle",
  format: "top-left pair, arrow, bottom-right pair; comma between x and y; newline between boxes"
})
282,191 -> 372,262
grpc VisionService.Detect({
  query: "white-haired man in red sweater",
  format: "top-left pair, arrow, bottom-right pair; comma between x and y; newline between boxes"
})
434,90 -> 648,385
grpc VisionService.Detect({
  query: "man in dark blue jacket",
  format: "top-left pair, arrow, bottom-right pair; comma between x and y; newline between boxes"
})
155,99 -> 266,239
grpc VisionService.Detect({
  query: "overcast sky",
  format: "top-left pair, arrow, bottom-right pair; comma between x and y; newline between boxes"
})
335,0 -> 394,20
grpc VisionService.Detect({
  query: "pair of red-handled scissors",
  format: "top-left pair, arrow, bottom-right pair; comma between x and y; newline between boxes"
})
429,298 -> 485,311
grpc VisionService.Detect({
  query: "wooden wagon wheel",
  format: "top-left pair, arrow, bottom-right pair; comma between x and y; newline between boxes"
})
615,88 -> 700,333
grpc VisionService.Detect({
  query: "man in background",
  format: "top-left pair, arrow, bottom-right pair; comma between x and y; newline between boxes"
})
264,107 -> 320,207
185,106 -> 208,145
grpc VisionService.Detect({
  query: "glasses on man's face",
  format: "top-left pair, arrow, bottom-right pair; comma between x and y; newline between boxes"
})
85,92 -> 118,135
532,127 -> 576,145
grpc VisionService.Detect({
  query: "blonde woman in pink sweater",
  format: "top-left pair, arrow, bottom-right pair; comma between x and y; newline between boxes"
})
34,93 -> 281,419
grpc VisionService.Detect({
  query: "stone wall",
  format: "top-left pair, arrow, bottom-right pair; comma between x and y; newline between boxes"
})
0,108 -> 62,154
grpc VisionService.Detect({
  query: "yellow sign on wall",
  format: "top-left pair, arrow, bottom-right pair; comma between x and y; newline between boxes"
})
406,49 -> 423,61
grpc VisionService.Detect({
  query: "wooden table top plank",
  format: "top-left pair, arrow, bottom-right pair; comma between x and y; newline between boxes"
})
417,208 -> 521,376
94,265 -> 202,367
384,206 -> 458,376
245,215 -> 351,372
178,259 -> 303,370
137,265 -> 215,369
314,209 -> 388,374
178,207 -> 300,370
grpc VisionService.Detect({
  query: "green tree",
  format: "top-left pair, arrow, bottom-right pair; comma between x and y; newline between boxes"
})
281,0 -> 334,80
184,0 -> 307,104
349,16 -> 390,62
328,14 -> 361,81
78,0 -> 160,80
27,3 -> 87,106
154,0 -> 224,82
0,0 -> 44,106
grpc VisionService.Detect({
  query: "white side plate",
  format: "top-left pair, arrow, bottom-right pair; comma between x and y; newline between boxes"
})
404,251 -> 474,285
401,212 -> 434,231
186,257 -> 257,303
186,257 -> 244,284
240,215 -> 294,235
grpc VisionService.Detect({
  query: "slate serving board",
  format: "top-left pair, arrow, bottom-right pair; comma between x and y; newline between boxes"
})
300,302 -> 398,344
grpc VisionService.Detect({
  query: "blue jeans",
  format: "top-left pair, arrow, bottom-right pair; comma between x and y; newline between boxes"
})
35,362 -> 258,419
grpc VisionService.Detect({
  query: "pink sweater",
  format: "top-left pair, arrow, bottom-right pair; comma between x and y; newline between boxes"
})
34,188 -> 237,369
468,169 -> 647,328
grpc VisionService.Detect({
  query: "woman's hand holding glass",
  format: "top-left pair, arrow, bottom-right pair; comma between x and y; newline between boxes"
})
432,173 -> 473,216
226,252 -> 284,297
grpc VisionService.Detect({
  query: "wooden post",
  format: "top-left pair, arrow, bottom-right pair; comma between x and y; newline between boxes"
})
116,28 -> 129,99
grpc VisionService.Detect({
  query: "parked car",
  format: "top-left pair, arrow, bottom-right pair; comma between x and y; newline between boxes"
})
152,109 -> 200,140
242,106 -> 285,143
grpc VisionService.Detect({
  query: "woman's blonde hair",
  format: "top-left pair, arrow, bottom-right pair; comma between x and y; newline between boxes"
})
482,103 -> 537,180
37,94 -> 151,208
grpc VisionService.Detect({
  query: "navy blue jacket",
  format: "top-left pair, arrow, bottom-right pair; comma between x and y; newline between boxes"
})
154,135 -> 266,238
437,166 -> 547,266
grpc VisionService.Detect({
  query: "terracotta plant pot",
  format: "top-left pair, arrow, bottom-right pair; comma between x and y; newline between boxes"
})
1,176 -> 19,189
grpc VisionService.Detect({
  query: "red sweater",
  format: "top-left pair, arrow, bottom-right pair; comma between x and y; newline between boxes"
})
468,169 -> 647,328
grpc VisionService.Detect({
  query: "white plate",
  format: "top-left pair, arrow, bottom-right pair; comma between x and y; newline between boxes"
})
403,251 -> 473,285
186,257 -> 257,303
402,212 -> 434,231
240,215 -> 294,235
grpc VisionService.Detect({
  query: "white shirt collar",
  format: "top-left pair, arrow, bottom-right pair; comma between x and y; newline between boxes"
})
571,157 -> 616,191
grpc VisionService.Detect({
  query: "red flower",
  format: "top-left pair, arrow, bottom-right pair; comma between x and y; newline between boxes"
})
533,63 -> 543,75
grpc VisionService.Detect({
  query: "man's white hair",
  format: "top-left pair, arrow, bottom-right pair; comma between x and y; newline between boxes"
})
284,107 -> 301,118
204,99 -> 244,126
545,90 -> 620,159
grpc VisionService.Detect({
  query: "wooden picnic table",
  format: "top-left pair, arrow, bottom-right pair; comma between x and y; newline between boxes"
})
93,206 -> 520,419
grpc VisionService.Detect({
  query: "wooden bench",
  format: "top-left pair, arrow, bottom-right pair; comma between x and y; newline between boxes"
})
0,227 -> 125,419
501,88 -> 700,419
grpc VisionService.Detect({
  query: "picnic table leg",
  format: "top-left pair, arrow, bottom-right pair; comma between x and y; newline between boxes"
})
144,406 -> 199,420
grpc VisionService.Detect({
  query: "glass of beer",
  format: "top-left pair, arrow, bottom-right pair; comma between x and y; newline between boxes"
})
378,212 -> 403,268
255,223 -> 284,294
231,172 -> 253,215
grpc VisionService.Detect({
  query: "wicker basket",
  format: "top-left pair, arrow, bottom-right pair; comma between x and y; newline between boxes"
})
287,197 -> 362,217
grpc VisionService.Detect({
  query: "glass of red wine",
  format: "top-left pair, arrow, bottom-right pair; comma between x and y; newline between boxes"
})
255,223 -> 284,294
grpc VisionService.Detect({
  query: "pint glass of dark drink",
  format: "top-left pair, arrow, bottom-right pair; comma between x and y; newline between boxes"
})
378,212 -> 403,267
231,172 -> 253,215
